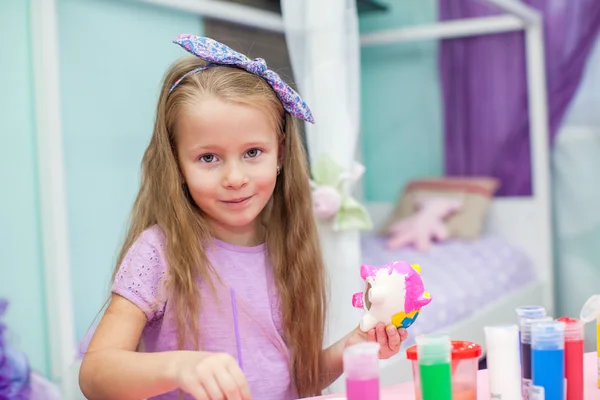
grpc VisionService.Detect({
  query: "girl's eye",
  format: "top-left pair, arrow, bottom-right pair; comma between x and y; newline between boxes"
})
245,149 -> 262,158
199,154 -> 217,163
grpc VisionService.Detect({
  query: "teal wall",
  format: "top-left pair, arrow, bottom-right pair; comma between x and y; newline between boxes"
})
0,0 -> 50,375
359,0 -> 443,202
57,0 -> 204,343
0,0 -> 203,377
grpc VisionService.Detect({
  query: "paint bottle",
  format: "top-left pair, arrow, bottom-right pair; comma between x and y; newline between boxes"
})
556,317 -> 584,400
579,294 -> 600,388
343,342 -> 380,400
531,321 -> 565,400
416,334 -> 452,400
516,305 -> 547,345
484,325 -> 522,400
515,306 -> 547,371
516,305 -> 547,325
518,316 -> 552,399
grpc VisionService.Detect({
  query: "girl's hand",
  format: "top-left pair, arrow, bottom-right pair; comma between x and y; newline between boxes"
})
345,323 -> 408,359
174,352 -> 252,400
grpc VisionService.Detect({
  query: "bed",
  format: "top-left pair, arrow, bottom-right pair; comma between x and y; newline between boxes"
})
360,232 -> 537,345
362,200 -> 547,384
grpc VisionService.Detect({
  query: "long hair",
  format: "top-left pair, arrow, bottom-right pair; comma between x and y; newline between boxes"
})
112,56 -> 327,397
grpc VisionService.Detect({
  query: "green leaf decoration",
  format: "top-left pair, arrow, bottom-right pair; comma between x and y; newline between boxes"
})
335,196 -> 373,231
311,154 -> 373,232
311,154 -> 345,186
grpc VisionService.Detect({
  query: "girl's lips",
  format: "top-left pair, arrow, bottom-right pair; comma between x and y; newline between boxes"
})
223,196 -> 252,204
221,195 -> 254,209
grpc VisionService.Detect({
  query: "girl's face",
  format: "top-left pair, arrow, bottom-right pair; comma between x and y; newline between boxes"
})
175,97 -> 280,245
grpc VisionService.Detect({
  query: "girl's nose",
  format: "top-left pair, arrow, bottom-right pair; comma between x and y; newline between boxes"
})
223,162 -> 248,189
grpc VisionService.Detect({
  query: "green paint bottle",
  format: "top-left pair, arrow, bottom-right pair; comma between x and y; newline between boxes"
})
416,334 -> 452,400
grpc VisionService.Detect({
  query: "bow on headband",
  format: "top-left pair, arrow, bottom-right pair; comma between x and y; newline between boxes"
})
170,34 -> 315,124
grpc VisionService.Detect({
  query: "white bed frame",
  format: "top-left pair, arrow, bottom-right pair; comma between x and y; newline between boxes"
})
360,1 -> 555,383
33,0 -> 554,396
360,0 -> 555,317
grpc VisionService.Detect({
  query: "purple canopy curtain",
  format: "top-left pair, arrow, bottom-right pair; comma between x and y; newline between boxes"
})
440,0 -> 600,196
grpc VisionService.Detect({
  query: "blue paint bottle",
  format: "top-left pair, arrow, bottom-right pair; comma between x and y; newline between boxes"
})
531,321 -> 565,400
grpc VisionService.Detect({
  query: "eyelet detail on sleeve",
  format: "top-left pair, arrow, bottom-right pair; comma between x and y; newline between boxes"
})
111,226 -> 168,321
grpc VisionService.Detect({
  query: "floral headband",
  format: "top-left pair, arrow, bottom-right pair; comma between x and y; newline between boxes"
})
169,34 -> 315,124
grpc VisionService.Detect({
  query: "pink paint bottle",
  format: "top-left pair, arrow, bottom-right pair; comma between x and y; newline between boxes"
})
343,342 -> 380,400
557,317 -> 584,400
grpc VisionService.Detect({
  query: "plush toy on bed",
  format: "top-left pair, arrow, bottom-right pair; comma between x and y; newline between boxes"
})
352,261 -> 432,332
385,196 -> 462,252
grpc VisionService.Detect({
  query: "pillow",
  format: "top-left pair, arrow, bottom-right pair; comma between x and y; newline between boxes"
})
382,177 -> 500,240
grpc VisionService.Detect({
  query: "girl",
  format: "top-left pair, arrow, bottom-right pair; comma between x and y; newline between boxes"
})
79,35 -> 407,400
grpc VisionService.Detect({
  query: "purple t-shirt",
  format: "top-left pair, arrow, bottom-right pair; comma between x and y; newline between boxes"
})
112,225 -> 297,400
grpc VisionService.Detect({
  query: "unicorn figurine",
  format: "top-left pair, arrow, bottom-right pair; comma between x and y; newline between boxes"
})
352,261 -> 432,332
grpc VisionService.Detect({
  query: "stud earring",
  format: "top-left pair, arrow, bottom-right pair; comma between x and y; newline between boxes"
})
276,165 -> 281,175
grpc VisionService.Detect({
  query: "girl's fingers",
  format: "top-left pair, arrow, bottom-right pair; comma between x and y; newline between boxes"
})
398,328 -> 408,342
386,325 -> 401,351
185,383 -> 209,400
214,370 -> 242,400
227,364 -> 252,400
367,327 -> 377,343
375,323 -> 387,353
200,374 -> 224,400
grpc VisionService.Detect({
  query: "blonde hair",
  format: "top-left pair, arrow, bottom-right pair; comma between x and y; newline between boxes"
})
112,56 -> 327,397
